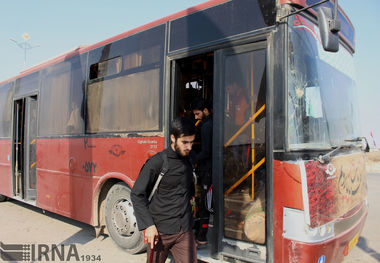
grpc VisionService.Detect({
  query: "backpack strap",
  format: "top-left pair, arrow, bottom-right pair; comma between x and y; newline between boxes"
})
148,151 -> 168,202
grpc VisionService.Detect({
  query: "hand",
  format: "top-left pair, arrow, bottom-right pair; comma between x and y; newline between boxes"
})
145,225 -> 159,249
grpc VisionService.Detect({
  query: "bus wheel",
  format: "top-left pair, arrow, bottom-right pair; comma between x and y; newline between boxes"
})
0,195 -> 7,202
104,182 -> 145,254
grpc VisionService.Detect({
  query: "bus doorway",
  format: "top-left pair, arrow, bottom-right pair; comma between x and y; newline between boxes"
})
171,51 -> 214,248
172,45 -> 267,261
12,95 -> 38,201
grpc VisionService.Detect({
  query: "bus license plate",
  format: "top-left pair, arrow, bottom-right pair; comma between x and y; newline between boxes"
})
348,233 -> 359,251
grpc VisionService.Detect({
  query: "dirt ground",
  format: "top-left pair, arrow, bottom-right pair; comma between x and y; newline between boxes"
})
0,199 -> 147,263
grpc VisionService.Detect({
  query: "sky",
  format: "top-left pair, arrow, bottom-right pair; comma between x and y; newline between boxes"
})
0,0 -> 379,147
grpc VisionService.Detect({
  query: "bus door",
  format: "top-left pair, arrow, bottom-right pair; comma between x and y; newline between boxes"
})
12,95 -> 38,201
213,42 -> 267,261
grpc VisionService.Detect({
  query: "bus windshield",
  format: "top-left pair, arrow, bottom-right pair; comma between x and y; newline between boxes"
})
287,15 -> 360,150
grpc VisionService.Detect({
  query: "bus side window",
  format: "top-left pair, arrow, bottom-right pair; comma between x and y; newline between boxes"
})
0,83 -> 13,138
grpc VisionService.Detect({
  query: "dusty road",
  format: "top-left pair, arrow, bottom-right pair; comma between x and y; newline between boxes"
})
0,174 -> 379,263
0,198 -> 146,263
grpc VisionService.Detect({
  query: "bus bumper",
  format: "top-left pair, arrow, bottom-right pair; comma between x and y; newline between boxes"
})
281,205 -> 368,263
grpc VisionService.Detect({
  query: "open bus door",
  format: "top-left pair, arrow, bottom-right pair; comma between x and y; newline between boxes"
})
213,42 -> 268,262
12,95 -> 38,201
171,42 -> 269,262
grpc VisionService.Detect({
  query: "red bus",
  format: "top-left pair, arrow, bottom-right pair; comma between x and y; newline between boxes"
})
0,0 -> 368,262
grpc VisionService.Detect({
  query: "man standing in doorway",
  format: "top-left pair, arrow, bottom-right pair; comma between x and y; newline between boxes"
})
191,98 -> 213,245
131,117 -> 197,263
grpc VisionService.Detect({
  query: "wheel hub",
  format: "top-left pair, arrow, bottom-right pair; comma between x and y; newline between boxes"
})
111,199 -> 137,236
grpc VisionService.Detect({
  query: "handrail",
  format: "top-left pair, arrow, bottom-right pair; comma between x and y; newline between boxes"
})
224,104 -> 265,148
224,104 -> 266,199
224,157 -> 265,197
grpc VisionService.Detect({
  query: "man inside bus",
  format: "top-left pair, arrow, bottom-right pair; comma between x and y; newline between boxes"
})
131,117 -> 197,263
190,98 -> 213,245
225,80 -> 250,171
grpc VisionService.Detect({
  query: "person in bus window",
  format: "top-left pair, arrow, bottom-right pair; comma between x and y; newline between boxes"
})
190,98 -> 213,245
131,117 -> 197,263
226,81 -> 249,127
226,80 -> 250,171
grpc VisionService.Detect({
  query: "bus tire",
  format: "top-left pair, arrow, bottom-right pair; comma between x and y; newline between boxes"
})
104,182 -> 145,254
0,195 -> 7,202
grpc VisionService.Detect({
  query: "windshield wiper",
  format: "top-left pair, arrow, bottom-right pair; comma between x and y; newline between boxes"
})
317,145 -> 343,164
346,136 -> 370,152
317,137 -> 369,164
344,137 -> 366,143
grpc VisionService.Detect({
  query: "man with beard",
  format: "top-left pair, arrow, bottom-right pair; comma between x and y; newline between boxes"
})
131,117 -> 197,263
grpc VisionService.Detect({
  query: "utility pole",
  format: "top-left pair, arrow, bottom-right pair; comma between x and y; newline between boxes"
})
10,33 -> 40,68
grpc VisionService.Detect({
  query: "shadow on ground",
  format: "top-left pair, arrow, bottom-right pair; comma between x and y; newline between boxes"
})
357,236 -> 380,262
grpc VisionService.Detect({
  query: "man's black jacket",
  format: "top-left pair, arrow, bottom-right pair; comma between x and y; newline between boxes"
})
192,115 -> 212,173
131,147 -> 194,235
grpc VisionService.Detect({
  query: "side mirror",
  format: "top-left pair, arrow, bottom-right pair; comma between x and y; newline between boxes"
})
317,7 -> 340,52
